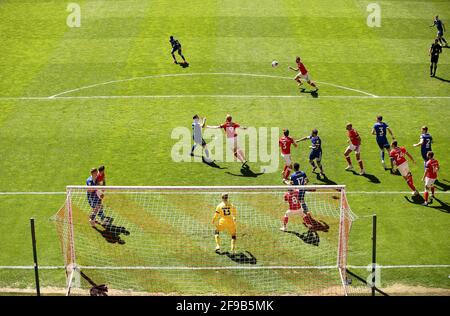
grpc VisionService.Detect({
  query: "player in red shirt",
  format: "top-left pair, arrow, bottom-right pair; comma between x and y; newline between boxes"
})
208,114 -> 248,166
421,151 -> 439,205
344,123 -> 365,175
389,141 -> 419,196
280,189 -> 305,231
288,56 -> 319,92
279,129 -> 298,180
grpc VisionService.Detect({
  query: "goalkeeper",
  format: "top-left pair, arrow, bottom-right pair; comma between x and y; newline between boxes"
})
212,193 -> 237,255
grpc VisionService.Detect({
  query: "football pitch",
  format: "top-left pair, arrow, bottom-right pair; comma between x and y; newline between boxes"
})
0,0 -> 449,296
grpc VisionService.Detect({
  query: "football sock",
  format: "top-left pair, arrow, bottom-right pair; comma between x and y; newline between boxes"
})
358,160 -> 364,170
283,215 -> 289,226
284,167 -> 291,179
345,156 -> 352,165
380,151 -> 385,161
98,207 -> 105,220
231,239 -> 236,253
214,235 -> 220,248
310,161 -> 316,168
191,144 -> 196,153
433,65 -> 437,75
424,191 -> 429,202
204,148 -> 210,158
406,175 -> 416,191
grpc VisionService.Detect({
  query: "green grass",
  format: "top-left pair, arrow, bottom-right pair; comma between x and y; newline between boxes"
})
0,0 -> 449,295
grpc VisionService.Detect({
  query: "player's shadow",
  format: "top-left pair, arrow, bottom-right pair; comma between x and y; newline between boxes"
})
219,250 -> 257,264
315,172 -> 337,185
178,62 -> 189,68
347,170 -> 380,183
285,229 -> 321,246
202,157 -> 227,169
428,197 -> 450,213
93,217 -> 130,245
299,88 -> 319,98
434,179 -> 450,191
433,76 -> 450,83
404,194 -> 425,205
225,164 -> 264,178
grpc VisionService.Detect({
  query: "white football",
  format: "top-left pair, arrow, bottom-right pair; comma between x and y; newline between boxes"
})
271,60 -> 279,67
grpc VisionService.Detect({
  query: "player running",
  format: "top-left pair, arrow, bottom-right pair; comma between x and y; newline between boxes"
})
212,193 -> 237,255
413,126 -> 433,167
422,151 -> 439,206
191,114 -> 211,161
297,128 -> 324,177
86,168 -> 107,227
389,141 -> 419,196
428,38 -> 443,77
344,123 -> 365,175
288,56 -> 319,92
207,114 -> 248,166
169,35 -> 187,64
279,128 -> 298,181
430,16 -> 448,47
371,116 -> 395,170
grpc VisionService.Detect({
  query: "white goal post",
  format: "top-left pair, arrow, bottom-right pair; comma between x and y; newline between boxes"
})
54,185 -> 357,295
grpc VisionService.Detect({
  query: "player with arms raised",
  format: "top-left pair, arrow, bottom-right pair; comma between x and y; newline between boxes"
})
422,151 -> 439,206
371,116 -> 395,171
279,128 -> 298,181
212,193 -> 237,255
389,141 -> 419,196
288,56 -> 319,92
298,128 -> 324,177
344,123 -> 365,175
208,114 -> 247,166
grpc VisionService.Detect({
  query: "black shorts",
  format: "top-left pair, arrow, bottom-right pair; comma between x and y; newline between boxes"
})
171,46 -> 182,54
431,55 -> 439,63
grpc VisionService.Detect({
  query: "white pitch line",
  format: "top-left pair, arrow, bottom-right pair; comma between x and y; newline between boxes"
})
47,72 -> 378,98
0,191 -> 449,195
1,95 -> 450,101
0,264 -> 449,270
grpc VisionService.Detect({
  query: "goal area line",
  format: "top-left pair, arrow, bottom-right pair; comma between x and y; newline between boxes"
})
1,191 -> 449,195
1,265 -> 449,270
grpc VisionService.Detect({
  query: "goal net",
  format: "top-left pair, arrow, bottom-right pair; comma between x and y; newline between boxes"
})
54,185 -> 357,295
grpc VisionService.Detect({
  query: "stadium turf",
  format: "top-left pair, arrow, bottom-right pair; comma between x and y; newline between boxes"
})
0,0 -> 449,295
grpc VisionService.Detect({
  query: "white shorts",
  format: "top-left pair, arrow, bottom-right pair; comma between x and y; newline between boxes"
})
285,209 -> 304,217
226,137 -> 239,151
281,153 -> 292,166
424,177 -> 436,187
295,72 -> 311,82
346,143 -> 361,154
397,161 -> 410,177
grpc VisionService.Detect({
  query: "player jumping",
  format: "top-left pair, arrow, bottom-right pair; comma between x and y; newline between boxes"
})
344,123 -> 365,175
389,141 -> 419,196
208,114 -> 248,166
297,128 -> 324,177
169,35 -> 187,64
288,56 -> 319,92
279,128 -> 298,181
371,116 -> 395,171
191,114 -> 211,161
428,38 -> 443,77
430,15 -> 448,47
422,151 -> 439,206
281,163 -> 309,231
212,193 -> 237,255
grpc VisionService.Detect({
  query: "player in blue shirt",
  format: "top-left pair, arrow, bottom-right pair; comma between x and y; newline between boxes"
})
298,129 -> 324,177
413,126 -> 433,168
371,116 -> 395,170
430,16 -> 448,47
285,162 -> 309,210
169,35 -> 188,65
86,167 -> 106,227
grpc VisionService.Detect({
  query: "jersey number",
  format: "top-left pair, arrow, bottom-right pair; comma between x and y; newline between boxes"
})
378,127 -> 384,137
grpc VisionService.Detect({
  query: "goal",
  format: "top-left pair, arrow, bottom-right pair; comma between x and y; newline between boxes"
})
54,185 -> 357,295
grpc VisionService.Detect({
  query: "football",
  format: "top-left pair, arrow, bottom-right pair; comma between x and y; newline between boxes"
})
271,60 -> 278,67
